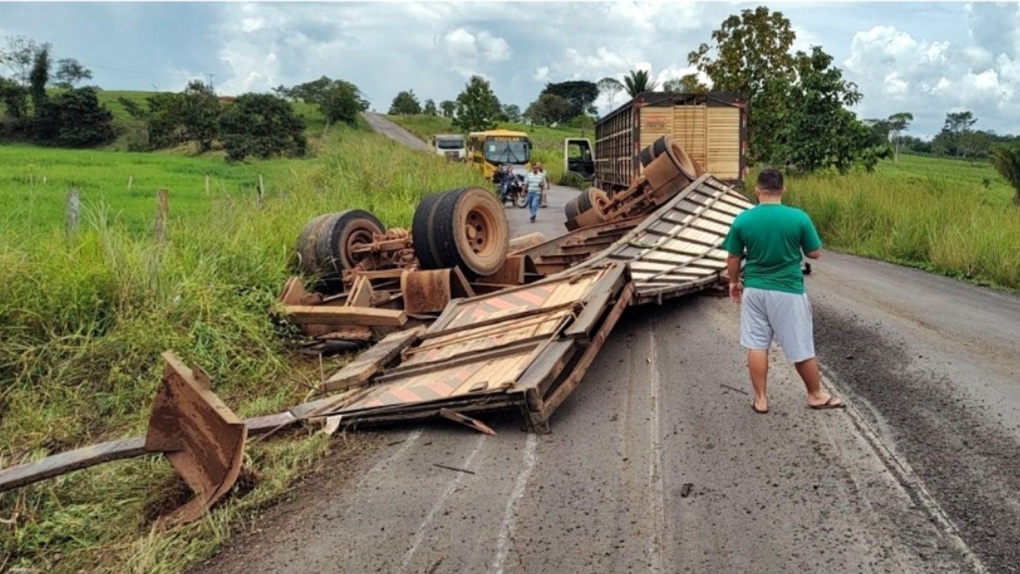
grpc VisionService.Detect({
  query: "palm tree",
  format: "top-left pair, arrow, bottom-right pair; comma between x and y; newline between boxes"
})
990,145 -> 1020,205
623,69 -> 658,98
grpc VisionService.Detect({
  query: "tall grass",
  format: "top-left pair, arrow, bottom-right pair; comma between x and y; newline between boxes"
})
0,126 -> 486,573
787,167 -> 1020,289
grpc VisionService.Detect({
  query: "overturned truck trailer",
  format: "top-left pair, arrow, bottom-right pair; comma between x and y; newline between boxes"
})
311,173 -> 752,433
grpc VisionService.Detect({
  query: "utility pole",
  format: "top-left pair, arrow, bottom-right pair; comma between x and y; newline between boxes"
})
206,73 -> 215,93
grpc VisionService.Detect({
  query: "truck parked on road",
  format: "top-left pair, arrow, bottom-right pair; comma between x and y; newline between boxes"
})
430,133 -> 467,161
565,91 -> 747,192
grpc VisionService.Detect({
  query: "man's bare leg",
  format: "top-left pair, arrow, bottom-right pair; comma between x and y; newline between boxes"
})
795,357 -> 844,407
748,349 -> 769,411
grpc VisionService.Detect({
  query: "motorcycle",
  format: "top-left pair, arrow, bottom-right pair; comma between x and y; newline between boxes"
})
494,169 -> 528,209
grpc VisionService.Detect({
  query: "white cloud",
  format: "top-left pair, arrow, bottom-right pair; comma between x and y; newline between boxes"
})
4,1 -> 1019,138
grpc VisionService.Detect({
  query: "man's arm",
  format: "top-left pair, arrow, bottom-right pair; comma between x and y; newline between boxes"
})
804,248 -> 822,260
726,253 -> 743,303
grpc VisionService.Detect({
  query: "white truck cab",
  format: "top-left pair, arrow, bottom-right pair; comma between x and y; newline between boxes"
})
430,133 -> 467,161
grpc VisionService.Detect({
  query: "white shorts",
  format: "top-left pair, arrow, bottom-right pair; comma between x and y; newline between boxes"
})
740,287 -> 815,363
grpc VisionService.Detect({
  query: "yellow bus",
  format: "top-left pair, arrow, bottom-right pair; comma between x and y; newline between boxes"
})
467,129 -> 532,181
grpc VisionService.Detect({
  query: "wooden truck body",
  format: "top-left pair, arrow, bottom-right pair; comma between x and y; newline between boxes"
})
565,91 -> 748,191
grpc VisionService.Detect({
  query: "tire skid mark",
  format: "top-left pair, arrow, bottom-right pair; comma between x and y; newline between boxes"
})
648,321 -> 666,573
489,433 -> 540,574
399,434 -> 486,572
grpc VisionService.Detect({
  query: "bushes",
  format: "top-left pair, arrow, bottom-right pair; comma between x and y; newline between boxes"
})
220,93 -> 307,162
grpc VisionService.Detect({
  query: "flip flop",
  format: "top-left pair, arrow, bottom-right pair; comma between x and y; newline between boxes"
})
809,396 -> 846,410
751,401 -> 769,414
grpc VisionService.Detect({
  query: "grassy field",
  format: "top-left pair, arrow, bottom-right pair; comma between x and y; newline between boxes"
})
385,114 -> 587,185
780,155 -> 1020,289
1,106 -> 1019,573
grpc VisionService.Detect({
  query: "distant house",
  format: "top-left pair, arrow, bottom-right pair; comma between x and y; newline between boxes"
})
218,96 -> 235,106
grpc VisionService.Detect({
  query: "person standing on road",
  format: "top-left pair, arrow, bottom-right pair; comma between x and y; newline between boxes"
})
523,162 -> 548,223
538,163 -> 550,208
721,168 -> 845,414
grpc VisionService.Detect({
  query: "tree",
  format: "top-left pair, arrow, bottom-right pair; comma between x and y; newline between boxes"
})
539,80 -> 599,122
990,145 -> 1020,205
524,93 -> 571,126
0,77 -> 28,119
219,93 -> 306,162
688,6 -> 797,163
887,112 -> 913,162
146,91 -> 187,149
423,98 -> 437,116
29,44 -> 50,113
502,104 -> 521,122
0,36 -> 45,86
623,69 -> 658,97
771,47 -> 881,174
440,99 -> 456,118
32,86 -> 115,147
321,79 -> 368,127
177,80 -> 220,152
389,90 -> 421,115
597,77 -> 624,111
662,74 -> 708,94
453,75 -> 501,132
54,58 -> 92,89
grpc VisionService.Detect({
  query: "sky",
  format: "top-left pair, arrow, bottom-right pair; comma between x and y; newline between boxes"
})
1,1 -> 1019,139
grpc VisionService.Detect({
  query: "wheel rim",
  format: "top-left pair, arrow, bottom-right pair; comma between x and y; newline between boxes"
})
343,226 -> 376,267
463,208 -> 498,259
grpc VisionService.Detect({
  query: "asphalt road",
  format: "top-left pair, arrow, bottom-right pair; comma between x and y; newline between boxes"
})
190,116 -> 1020,574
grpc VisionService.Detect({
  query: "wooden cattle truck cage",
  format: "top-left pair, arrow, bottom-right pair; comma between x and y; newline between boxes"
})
574,91 -> 747,193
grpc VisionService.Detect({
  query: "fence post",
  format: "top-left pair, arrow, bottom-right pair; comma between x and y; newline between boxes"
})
65,188 -> 80,239
205,174 -> 210,196
155,188 -> 169,244
257,174 -> 264,207
128,176 -> 133,191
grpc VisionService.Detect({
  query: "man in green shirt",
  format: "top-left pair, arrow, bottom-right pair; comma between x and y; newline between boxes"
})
721,168 -> 845,414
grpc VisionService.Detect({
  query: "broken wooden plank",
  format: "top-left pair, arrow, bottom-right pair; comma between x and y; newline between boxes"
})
278,276 -> 323,306
321,325 -> 425,392
284,305 -> 407,327
0,413 -> 297,493
439,408 -> 497,436
537,283 -> 634,424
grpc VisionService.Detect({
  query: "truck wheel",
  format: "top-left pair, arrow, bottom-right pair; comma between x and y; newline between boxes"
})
419,187 -> 509,277
412,191 -> 451,270
665,142 -> 698,180
652,136 -> 669,158
315,210 -> 385,279
585,187 -> 610,219
295,213 -> 331,276
564,193 -> 584,220
639,146 -> 655,167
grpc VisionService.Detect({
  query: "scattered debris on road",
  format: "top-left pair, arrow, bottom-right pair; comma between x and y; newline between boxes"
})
0,136 -> 753,525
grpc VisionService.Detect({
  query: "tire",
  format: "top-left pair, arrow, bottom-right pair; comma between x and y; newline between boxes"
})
585,187 -> 610,218
665,142 -> 698,180
295,213 -> 331,276
564,194 -> 584,220
412,191 -> 450,270
422,187 -> 509,277
652,136 -> 669,158
315,210 -> 385,280
513,189 -> 529,208
639,146 -> 654,167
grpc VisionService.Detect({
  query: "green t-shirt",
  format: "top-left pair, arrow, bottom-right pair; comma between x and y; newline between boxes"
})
721,203 -> 822,294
